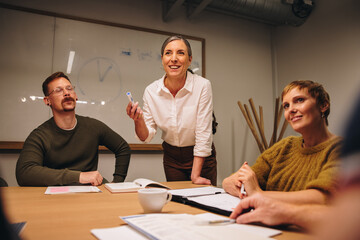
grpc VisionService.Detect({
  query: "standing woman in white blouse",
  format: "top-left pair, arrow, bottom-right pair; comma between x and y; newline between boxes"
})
126,35 -> 217,185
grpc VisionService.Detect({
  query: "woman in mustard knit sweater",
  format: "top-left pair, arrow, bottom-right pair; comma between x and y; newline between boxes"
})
223,80 -> 342,204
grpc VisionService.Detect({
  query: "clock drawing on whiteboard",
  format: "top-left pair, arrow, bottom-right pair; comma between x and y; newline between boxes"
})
77,57 -> 121,104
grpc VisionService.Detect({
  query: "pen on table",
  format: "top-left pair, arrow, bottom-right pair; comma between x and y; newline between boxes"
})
208,219 -> 236,224
188,192 -> 223,198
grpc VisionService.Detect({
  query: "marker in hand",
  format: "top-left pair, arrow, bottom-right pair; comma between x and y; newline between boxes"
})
127,92 -> 141,119
127,92 -> 135,106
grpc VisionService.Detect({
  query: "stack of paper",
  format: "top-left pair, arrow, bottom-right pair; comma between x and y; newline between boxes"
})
91,226 -> 148,240
45,186 -> 101,194
91,213 -> 281,240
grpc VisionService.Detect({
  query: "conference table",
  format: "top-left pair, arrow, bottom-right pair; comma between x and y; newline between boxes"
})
1,182 -> 309,240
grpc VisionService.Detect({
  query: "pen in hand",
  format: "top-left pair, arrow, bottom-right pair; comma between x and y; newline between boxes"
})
127,92 -> 141,118
127,92 -> 135,106
208,219 -> 236,224
240,161 -> 247,197
240,184 -> 246,197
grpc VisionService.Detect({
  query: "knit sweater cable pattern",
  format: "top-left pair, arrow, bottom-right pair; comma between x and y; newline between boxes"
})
252,136 -> 342,195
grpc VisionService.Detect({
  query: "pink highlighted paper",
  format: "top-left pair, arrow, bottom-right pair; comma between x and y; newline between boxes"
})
45,186 -> 101,194
50,187 -> 70,193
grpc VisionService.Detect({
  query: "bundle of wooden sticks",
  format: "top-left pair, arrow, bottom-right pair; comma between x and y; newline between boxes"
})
238,97 -> 288,153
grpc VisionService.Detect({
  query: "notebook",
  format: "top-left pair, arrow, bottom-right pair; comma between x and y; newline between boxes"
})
105,178 -> 170,193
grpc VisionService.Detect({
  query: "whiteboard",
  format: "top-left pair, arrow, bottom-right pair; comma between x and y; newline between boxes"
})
0,7 -> 204,143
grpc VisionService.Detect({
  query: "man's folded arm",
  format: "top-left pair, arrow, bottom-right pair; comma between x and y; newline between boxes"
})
16,144 -> 80,186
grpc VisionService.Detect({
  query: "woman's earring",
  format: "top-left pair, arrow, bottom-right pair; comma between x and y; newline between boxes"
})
321,112 -> 325,118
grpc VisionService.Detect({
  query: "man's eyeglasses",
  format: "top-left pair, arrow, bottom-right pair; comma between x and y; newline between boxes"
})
47,85 -> 75,96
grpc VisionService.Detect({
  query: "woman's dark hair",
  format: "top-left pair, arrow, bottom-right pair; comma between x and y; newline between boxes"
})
161,35 -> 192,57
161,35 -> 193,74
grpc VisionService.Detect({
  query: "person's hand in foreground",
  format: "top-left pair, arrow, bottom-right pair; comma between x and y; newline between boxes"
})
230,193 -> 292,226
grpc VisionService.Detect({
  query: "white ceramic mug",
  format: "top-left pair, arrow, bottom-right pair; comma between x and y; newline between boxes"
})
138,188 -> 172,213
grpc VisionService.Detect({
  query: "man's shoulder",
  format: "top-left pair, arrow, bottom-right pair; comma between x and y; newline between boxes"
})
76,115 -> 114,134
30,118 -> 54,134
23,118 -> 54,146
76,115 -> 106,126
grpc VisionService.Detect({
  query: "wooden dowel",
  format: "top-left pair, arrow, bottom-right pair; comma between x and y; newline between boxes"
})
249,99 -> 268,149
269,98 -> 280,147
244,104 -> 265,152
277,119 -> 288,142
259,106 -> 264,132
238,101 -> 264,152
237,101 -> 252,132
277,105 -> 283,126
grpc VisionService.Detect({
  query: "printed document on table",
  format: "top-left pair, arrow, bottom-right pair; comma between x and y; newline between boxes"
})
197,213 -> 282,238
121,213 -> 274,240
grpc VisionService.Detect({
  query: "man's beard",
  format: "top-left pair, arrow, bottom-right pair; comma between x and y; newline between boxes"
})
62,97 -> 76,112
63,106 -> 75,112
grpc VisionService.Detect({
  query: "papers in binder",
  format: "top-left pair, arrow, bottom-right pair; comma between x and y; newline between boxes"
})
169,186 -> 241,216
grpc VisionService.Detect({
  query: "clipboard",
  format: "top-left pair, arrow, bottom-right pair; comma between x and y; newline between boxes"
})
168,187 -> 241,216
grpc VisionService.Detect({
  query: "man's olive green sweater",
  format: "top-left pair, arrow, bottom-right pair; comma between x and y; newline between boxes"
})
16,115 -> 131,186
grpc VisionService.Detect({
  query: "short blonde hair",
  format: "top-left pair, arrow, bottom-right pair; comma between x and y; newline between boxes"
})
281,80 -> 330,125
